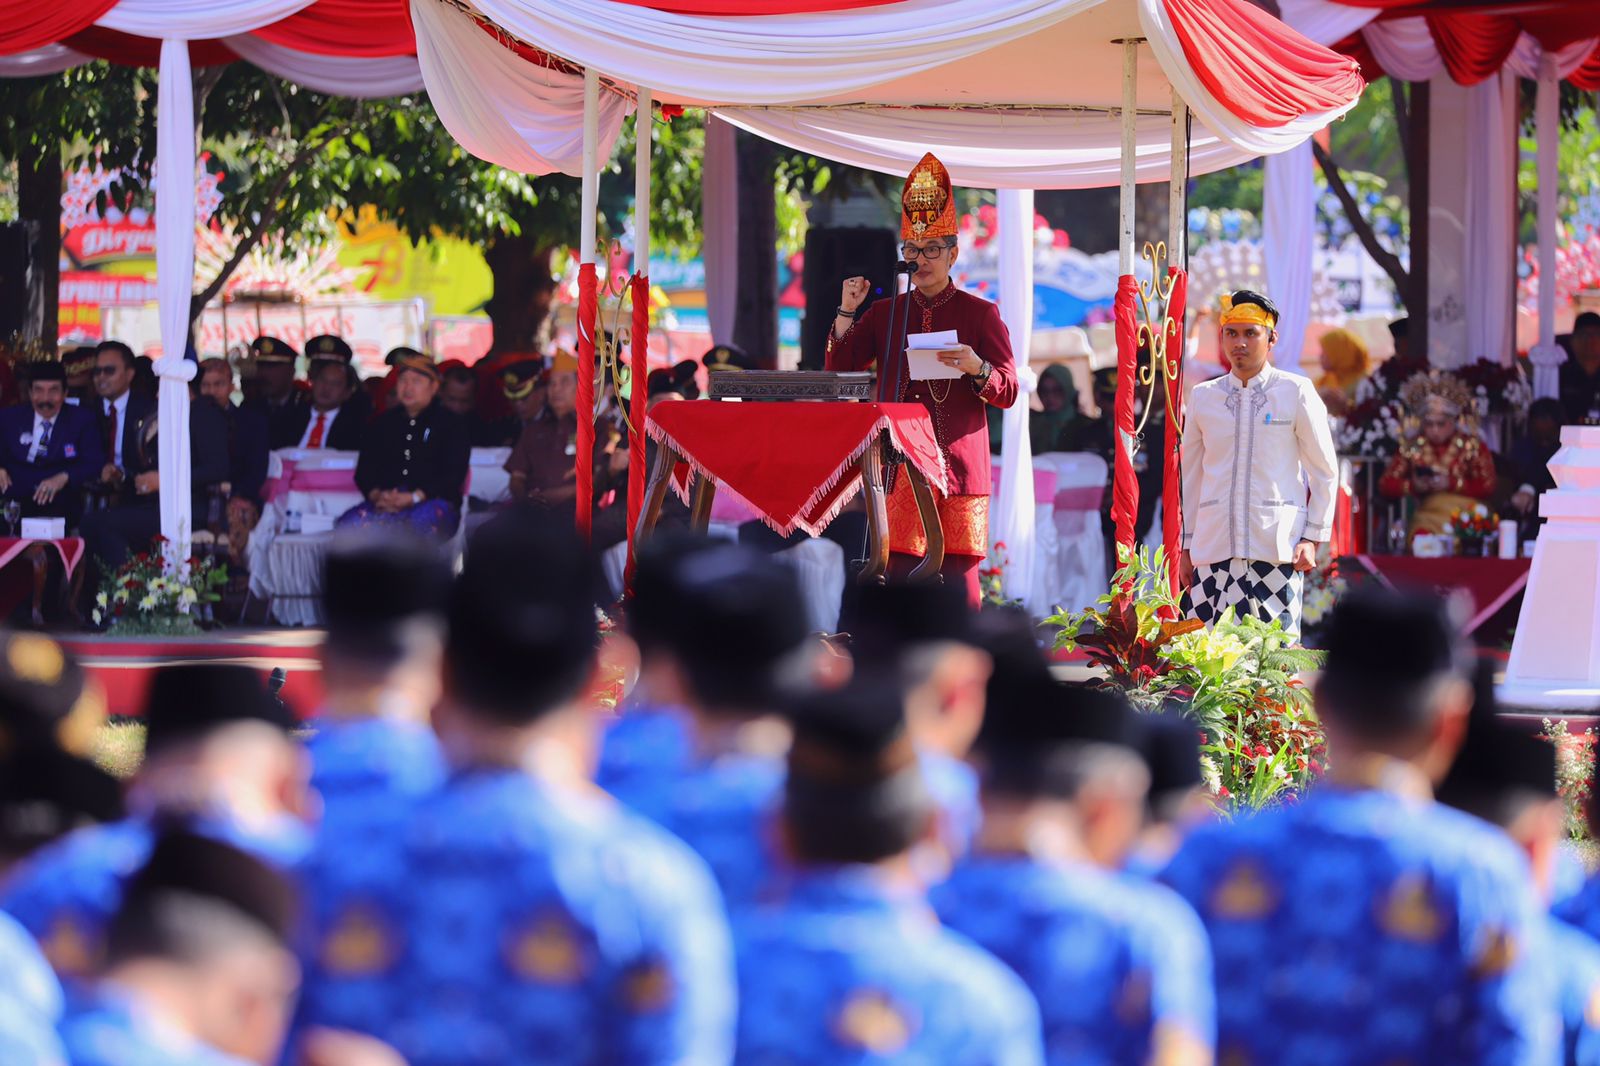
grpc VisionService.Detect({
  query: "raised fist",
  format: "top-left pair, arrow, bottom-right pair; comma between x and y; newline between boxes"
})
840,276 -> 870,314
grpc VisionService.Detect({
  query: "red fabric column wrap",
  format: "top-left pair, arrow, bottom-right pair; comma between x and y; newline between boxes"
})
1162,267 -> 1187,612
576,262 -> 598,543
624,273 -> 650,592
1111,275 -> 1140,560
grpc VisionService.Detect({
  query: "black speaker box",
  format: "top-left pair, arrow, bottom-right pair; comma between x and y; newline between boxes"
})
800,226 -> 897,370
0,223 -> 31,340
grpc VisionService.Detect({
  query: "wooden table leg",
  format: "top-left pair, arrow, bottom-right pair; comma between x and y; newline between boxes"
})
688,470 -> 718,532
633,443 -> 681,549
857,436 -> 890,584
904,464 -> 945,584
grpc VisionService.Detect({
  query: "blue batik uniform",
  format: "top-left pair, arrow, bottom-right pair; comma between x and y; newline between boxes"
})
0,814 -> 311,985
298,767 -> 735,1066
307,715 -> 444,834
1553,846 -> 1589,910
597,704 -> 695,799
1551,919 -> 1600,1066
1161,783 -> 1560,1066
1556,871 -> 1600,940
932,855 -> 1213,1066
58,987 -> 250,1066
0,912 -> 65,1066
734,867 -> 1044,1066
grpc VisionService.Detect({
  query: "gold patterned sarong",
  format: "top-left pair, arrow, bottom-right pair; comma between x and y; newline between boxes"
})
887,478 -> 989,558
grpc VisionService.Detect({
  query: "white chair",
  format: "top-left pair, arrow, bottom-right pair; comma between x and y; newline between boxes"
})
1033,451 -> 1109,614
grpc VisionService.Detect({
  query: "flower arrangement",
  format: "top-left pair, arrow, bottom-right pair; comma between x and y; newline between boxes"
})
1339,357 -> 1530,460
1456,359 -> 1531,418
1543,718 -> 1596,841
93,538 -> 226,635
980,541 -> 1023,610
1047,545 -> 1326,814
1443,503 -> 1498,553
1300,560 -> 1348,634
591,607 -> 626,710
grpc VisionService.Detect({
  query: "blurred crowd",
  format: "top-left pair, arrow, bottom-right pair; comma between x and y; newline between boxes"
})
0,507 -> 1595,1064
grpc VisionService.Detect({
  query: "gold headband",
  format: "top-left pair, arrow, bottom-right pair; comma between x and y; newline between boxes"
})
1219,295 -> 1277,330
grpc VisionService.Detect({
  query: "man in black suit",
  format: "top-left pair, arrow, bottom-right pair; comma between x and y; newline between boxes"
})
245,336 -> 308,448
92,341 -> 156,501
197,359 -> 270,567
0,362 -> 106,625
271,359 -> 366,452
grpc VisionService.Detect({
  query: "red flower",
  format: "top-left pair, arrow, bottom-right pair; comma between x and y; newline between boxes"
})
153,534 -> 169,544
1217,786 -> 1232,798
993,541 -> 1008,551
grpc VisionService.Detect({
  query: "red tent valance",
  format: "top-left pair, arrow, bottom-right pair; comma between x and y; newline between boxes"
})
1326,0 -> 1600,84
0,0 -> 116,57
64,27 -> 237,67
1165,0 -> 1364,127
254,0 -> 416,58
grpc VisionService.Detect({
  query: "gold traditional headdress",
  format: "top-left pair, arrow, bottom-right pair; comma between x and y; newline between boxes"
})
901,153 -> 956,241
1399,369 -> 1476,431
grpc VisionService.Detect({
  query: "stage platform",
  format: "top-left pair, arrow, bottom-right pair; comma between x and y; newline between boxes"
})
59,629 -> 326,720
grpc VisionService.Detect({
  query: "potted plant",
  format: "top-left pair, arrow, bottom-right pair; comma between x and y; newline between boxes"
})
93,538 -> 227,636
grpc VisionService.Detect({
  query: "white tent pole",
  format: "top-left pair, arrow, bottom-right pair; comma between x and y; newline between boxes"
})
154,38 -> 198,571
1169,94 -> 1188,270
1529,52 -> 1566,400
581,68 -> 600,265
635,88 -> 652,272
1118,39 -> 1138,276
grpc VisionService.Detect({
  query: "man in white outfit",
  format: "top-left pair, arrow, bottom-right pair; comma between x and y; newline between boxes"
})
1179,290 -> 1337,638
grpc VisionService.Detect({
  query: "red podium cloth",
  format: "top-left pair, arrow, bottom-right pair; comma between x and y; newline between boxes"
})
1349,555 -> 1530,636
647,401 -> 947,538
0,537 -> 84,577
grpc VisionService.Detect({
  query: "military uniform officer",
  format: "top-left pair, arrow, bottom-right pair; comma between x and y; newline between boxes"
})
244,336 -> 308,448
297,510 -> 735,1066
931,626 -> 1214,1066
0,664 -> 308,986
303,531 -> 449,839
734,679 -> 1043,1065
336,350 -> 469,540
1161,588 -> 1560,1065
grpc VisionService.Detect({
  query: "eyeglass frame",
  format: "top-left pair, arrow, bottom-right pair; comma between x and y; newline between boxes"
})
900,240 -> 956,261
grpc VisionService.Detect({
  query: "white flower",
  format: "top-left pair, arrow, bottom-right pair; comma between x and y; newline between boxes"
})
95,591 -> 108,608
138,595 -> 156,611
91,608 -> 102,624
113,589 -> 128,604
1475,504 -> 1489,517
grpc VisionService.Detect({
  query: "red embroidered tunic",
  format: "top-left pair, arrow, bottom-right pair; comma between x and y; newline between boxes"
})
826,285 -> 1018,555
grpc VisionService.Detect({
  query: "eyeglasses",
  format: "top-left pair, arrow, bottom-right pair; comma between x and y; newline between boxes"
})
92,366 -> 122,377
900,243 -> 952,261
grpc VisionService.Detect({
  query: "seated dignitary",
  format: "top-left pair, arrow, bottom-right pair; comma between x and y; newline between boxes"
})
336,350 -> 468,539
1439,672 -> 1600,1066
1,664 -> 308,985
274,353 -> 367,453
243,337 -> 308,447
616,539 -> 833,910
505,350 -> 579,508
303,531 -> 449,836
297,509 -> 734,1066
931,634 -> 1214,1066
439,362 -> 511,447
57,830 -> 300,1066
92,341 -> 155,497
1161,587 -> 1559,1065
196,358 -> 270,567
734,680 -> 1044,1065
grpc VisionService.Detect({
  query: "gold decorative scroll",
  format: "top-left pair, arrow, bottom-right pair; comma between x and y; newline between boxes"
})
1132,240 -> 1181,443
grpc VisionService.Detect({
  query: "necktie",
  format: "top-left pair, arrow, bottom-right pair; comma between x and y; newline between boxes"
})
105,404 -> 118,463
34,420 -> 51,462
308,412 -> 327,449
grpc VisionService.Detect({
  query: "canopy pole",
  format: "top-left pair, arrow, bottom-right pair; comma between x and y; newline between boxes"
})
575,68 -> 601,542
1168,96 -> 1188,270
1118,41 -> 1138,275
634,89 -> 652,272
1529,53 -> 1565,401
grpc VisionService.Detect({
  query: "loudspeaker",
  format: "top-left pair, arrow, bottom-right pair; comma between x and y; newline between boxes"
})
0,223 -> 31,341
800,226 -> 897,371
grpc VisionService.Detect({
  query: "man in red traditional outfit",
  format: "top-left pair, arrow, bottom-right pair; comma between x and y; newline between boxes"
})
826,153 -> 1019,606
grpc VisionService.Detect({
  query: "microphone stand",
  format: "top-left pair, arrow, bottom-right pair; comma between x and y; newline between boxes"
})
857,261 -> 915,581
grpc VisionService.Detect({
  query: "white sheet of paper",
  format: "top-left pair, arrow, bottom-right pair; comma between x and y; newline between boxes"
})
907,349 -> 965,380
906,329 -> 959,350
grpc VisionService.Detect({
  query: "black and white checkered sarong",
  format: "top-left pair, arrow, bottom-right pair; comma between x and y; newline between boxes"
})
1184,559 -> 1302,637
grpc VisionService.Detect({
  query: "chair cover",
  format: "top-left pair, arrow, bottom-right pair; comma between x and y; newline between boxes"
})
1033,451 -> 1109,613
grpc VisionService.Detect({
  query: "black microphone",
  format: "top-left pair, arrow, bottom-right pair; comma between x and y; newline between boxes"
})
894,260 -> 914,275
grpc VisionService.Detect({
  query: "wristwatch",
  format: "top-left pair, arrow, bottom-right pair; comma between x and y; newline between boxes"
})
411,490 -> 424,505
969,360 -> 994,394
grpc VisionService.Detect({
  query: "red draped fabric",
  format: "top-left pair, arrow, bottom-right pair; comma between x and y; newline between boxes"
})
616,0 -> 894,11
0,0 -> 114,57
1163,0 -> 1364,127
1110,275 -> 1140,559
1333,31 -> 1385,80
1426,13 -> 1520,86
64,28 -> 237,66
1161,268 -> 1186,612
575,262 -> 598,543
255,0 -> 415,57
1572,47 -> 1600,92
624,273 -> 649,593
1328,0 -> 1600,82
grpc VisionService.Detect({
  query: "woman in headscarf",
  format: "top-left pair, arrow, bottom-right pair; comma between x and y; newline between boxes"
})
1029,364 -> 1080,453
1314,328 -> 1370,416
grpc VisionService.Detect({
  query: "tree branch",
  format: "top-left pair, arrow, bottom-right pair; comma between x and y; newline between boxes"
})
1390,78 -> 1411,180
1312,141 -> 1411,302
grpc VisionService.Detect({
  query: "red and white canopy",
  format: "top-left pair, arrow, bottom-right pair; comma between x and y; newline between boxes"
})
1282,0 -> 1600,86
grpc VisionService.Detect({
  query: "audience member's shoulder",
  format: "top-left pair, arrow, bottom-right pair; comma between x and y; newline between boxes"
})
926,923 -> 1042,1025
0,911 -> 62,1023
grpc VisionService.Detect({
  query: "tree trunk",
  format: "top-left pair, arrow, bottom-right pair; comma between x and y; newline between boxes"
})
484,235 -> 560,353
1135,182 -> 1170,260
17,141 -> 61,349
733,128 -> 778,368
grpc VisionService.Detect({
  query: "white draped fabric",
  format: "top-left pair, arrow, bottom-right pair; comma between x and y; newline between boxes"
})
1363,18 -> 1442,82
224,36 -> 425,97
97,0 -> 316,37
155,38 -> 198,562
1463,72 -> 1516,367
995,188 -> 1038,610
0,45 -> 91,77
1263,140 -> 1314,377
714,106 -> 1256,190
1274,0 -> 1373,49
702,115 -> 738,344
410,0 -> 631,175
1529,56 -> 1565,399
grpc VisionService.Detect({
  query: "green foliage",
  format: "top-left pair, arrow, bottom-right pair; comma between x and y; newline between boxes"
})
1517,104 -> 1600,244
1047,544 -> 1326,814
0,63 -> 157,211
1544,718 -> 1596,842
